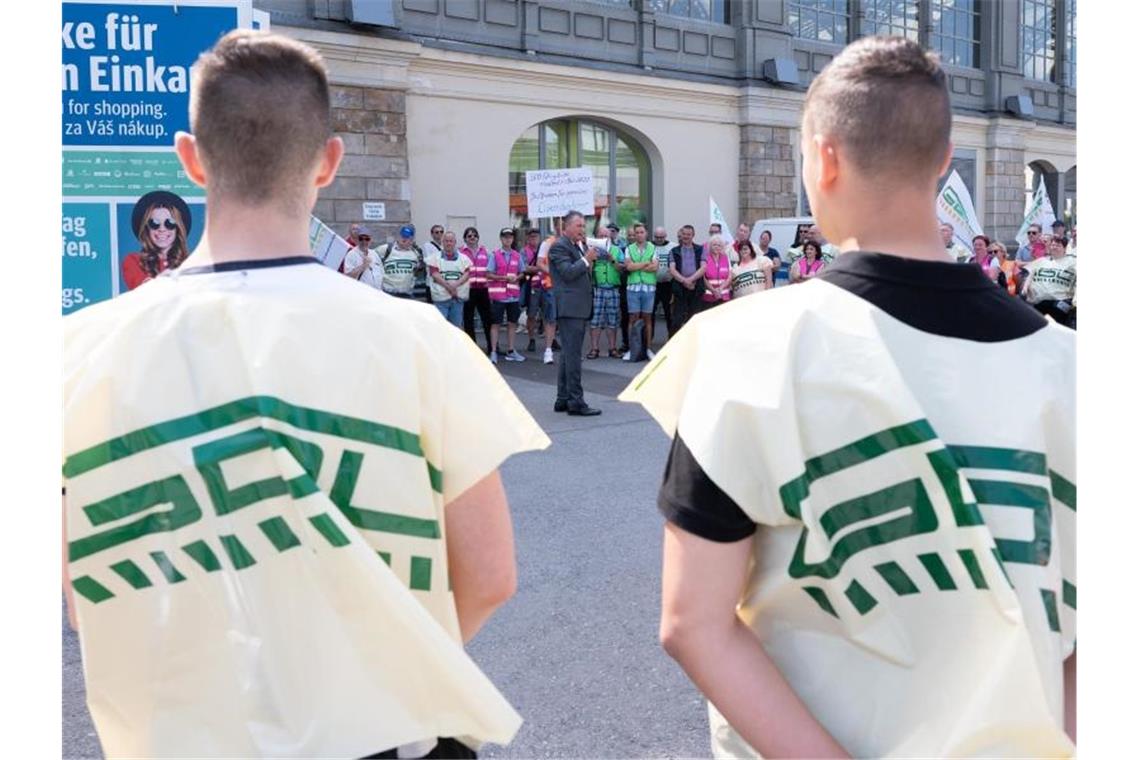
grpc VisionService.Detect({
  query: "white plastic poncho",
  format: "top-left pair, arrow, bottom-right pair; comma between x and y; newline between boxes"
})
620,279 -> 1076,758
64,259 -> 550,758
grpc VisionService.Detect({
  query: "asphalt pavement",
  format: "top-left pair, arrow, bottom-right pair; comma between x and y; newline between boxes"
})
63,324 -> 712,759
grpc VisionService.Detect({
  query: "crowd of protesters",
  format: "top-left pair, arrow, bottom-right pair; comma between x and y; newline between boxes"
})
941,217 -> 1078,328
337,212 -> 1077,368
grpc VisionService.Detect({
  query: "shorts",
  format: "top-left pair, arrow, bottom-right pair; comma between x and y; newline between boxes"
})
590,286 -> 620,329
490,300 -> 522,325
626,287 -> 655,314
528,287 -> 557,323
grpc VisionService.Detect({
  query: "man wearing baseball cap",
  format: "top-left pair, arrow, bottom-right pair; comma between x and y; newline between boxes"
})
343,224 -> 384,290
379,224 -> 423,299
486,228 -> 527,364
606,222 -> 632,353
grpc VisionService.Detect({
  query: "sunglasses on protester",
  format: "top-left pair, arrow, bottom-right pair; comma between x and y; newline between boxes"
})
358,236 -> 371,241
147,219 -> 178,231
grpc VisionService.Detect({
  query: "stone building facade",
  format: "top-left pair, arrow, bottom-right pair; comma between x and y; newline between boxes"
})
255,0 -> 1076,246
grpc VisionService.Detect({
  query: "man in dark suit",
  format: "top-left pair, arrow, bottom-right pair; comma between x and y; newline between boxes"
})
548,210 -> 602,416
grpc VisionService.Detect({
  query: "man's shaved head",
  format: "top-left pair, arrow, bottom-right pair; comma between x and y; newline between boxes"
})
190,30 -> 332,210
803,36 -> 951,184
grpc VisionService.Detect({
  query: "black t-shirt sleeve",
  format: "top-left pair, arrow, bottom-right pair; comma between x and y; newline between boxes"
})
658,435 -> 756,542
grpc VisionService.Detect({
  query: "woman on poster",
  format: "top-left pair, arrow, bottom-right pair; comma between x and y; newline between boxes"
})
121,191 -> 192,291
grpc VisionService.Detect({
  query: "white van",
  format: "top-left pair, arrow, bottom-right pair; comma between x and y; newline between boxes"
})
750,216 -> 814,286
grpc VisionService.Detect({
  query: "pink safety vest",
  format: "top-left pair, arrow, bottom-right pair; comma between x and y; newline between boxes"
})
797,257 -> 824,279
524,245 -> 542,288
488,249 -> 523,301
703,252 -> 732,301
462,245 -> 489,289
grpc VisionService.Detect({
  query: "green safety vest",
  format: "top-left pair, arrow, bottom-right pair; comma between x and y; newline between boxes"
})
592,245 -> 623,287
624,242 -> 657,287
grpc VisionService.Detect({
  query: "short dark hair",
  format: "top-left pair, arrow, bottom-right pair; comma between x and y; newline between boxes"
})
759,229 -> 772,240
681,224 -> 695,233
803,240 -> 823,257
431,224 -> 444,234
190,30 -> 331,210
462,226 -> 479,242
972,235 -> 990,247
1028,224 -> 1042,234
738,239 -> 756,258
562,210 -> 584,225
804,36 -> 950,182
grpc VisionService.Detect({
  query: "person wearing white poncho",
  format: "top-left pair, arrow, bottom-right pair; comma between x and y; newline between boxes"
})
622,37 -> 1076,759
63,31 -> 549,759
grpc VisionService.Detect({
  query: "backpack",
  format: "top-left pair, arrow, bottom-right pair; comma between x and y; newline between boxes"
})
628,318 -> 648,362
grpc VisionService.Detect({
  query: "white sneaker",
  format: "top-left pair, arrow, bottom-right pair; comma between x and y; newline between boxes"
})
505,350 -> 525,362
647,349 -> 656,359
622,351 -> 631,361
543,348 -> 554,364
490,351 -> 499,365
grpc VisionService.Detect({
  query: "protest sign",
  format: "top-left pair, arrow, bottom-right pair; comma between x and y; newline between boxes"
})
525,167 -> 595,219
936,170 -> 984,250
62,0 -> 252,314
309,216 -> 350,272
1015,177 -> 1057,246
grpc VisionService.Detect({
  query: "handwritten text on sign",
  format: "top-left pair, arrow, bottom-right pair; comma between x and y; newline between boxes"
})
525,168 -> 595,218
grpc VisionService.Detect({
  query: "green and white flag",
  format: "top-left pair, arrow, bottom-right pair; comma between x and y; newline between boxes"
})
709,195 -> 729,229
709,196 -> 735,248
1015,177 -> 1057,247
936,170 -> 984,250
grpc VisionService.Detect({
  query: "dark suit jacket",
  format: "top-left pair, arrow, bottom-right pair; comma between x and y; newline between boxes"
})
548,235 -> 594,319
670,243 -> 706,296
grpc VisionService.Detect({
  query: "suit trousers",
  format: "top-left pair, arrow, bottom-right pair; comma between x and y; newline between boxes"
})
556,316 -> 588,406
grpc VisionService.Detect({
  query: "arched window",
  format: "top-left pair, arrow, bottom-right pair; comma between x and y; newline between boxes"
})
1025,160 -> 1059,217
508,118 -> 651,234
1063,166 -> 1076,225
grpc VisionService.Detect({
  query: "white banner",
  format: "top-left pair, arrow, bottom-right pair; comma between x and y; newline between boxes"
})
309,215 -> 349,271
525,167 -> 594,218
936,170 -> 984,249
1015,177 -> 1057,246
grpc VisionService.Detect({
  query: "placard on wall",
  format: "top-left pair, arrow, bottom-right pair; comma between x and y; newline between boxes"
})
62,0 -> 252,314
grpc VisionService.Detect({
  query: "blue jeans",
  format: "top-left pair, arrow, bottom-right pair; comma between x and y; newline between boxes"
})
435,298 -> 464,327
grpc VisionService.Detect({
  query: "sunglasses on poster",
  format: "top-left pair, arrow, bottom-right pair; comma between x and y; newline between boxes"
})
147,219 -> 178,231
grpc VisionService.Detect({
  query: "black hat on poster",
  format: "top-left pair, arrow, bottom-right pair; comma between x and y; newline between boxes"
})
131,190 -> 193,236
